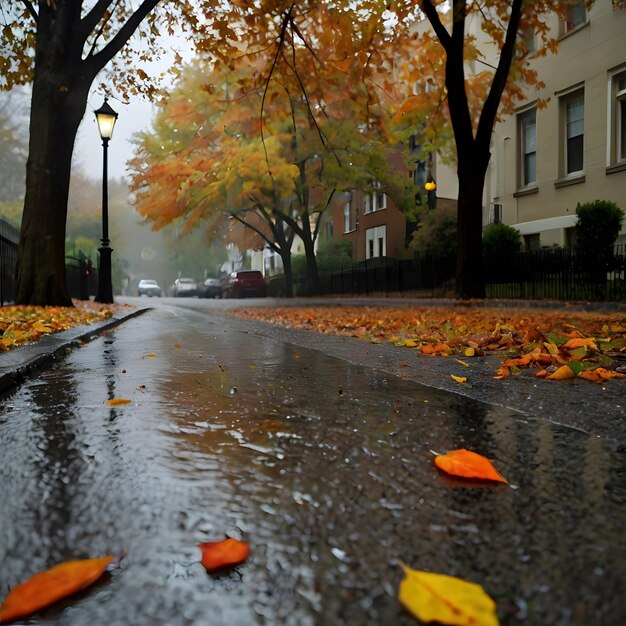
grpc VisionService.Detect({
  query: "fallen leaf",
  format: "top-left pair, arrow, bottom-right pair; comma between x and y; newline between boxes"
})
455,359 -> 470,367
145,353 -> 157,358
450,375 -> 467,383
105,398 -> 132,406
199,538 -> 250,573
433,449 -> 508,484
398,563 -> 499,626
578,367 -> 626,383
0,556 -> 114,624
464,347 -> 475,357
545,364 -> 575,380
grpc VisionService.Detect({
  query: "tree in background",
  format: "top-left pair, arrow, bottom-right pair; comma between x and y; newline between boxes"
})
130,26 -> 412,296
398,0 -> 584,298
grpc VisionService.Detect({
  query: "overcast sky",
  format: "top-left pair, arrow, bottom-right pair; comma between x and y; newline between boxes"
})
74,32 -> 194,182
74,94 -> 155,181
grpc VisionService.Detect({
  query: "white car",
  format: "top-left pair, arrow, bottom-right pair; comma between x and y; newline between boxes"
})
137,279 -> 161,297
172,277 -> 197,297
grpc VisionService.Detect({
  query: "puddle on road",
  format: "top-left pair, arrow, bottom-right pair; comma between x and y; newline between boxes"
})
0,313 -> 624,626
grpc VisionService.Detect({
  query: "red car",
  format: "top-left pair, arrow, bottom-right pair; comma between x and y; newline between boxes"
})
222,270 -> 267,298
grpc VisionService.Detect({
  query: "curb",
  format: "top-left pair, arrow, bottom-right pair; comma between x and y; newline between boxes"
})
0,306 -> 150,395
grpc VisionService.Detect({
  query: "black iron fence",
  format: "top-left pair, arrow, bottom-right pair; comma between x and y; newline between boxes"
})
318,247 -> 626,302
0,221 -> 98,304
0,219 -> 19,306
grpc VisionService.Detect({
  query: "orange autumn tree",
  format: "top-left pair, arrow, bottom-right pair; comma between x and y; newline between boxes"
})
130,10 -> 415,296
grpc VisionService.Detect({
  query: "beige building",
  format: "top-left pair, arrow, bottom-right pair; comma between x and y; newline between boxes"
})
489,0 -> 626,249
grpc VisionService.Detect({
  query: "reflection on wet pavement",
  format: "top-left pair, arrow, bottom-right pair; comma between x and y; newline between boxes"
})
1,306 -> 625,625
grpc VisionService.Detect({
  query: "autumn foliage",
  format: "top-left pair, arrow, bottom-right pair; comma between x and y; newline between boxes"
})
0,302 -> 117,351
230,305 -> 626,383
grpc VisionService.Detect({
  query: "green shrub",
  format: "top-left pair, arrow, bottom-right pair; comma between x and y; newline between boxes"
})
409,204 -> 457,257
482,222 -> 521,257
316,238 -> 352,272
574,200 -> 624,261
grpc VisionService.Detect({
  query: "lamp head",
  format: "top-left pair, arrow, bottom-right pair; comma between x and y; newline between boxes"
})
95,98 -> 118,140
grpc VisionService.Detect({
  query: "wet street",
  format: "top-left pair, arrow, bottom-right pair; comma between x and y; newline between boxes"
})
1,300 -> 625,625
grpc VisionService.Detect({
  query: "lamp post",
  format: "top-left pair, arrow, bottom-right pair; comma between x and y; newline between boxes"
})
94,98 -> 118,303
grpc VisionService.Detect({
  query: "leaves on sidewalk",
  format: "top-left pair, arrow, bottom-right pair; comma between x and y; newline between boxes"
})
199,538 -> 250,573
398,563 -> 500,626
231,306 -> 626,383
0,556 -> 114,623
0,302 -> 118,351
433,449 -> 509,484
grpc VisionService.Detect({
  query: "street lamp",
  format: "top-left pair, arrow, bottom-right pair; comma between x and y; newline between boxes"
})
425,175 -> 437,210
94,98 -> 118,303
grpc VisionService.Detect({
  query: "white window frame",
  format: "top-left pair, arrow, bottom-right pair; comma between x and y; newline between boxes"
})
607,65 -> 626,168
342,202 -> 351,233
364,181 -> 387,214
365,225 -> 386,259
518,106 -> 537,187
559,87 -> 585,177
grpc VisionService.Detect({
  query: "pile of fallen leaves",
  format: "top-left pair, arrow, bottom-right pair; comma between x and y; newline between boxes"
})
231,305 -> 626,383
0,301 -> 118,352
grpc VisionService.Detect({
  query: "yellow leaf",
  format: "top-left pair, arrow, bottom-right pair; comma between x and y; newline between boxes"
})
455,359 -> 470,367
543,342 -> 559,356
404,339 -> 418,348
398,563 -> 499,626
464,347 -> 475,357
145,353 -> 157,358
546,365 -> 575,380
451,375 -> 467,383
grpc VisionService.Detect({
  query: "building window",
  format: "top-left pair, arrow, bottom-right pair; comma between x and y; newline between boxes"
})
609,67 -> 626,166
343,202 -> 351,233
518,107 -> 536,186
561,89 -> 584,175
564,1 -> 586,32
366,225 -> 386,259
365,182 -> 387,214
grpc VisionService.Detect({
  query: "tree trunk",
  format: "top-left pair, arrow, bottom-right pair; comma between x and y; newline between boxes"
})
16,3 -> 90,306
302,232 -> 321,296
280,249 -> 294,297
456,155 -> 488,299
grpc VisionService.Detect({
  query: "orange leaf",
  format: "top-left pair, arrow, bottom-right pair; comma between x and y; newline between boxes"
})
578,367 -> 626,383
0,556 -> 114,623
450,375 -> 467,383
433,449 -> 508,484
105,398 -> 132,406
199,538 -> 250,573
561,337 -> 597,351
546,365 -> 575,380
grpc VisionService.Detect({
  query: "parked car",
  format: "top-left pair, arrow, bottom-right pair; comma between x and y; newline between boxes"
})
200,276 -> 222,298
221,270 -> 267,298
171,277 -> 198,297
137,279 -> 161,297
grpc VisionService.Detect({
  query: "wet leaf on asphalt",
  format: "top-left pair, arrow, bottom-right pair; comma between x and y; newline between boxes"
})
199,538 -> 250,573
433,449 -> 508,484
398,563 -> 499,626
0,556 -> 114,624
105,398 -> 132,406
450,375 -> 467,383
